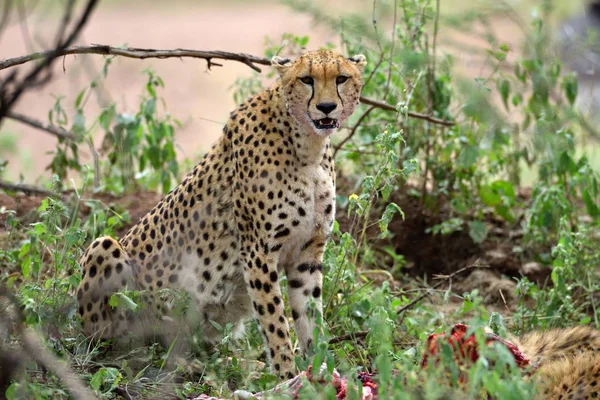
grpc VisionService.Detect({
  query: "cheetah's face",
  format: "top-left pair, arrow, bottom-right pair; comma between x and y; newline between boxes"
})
272,50 -> 367,137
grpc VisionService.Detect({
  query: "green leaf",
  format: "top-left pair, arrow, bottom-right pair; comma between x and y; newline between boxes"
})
73,110 -> 85,134
379,202 -> 404,238
468,220 -> 488,244
497,79 -> 510,110
490,180 -> 516,202
144,98 -> 156,119
557,152 -> 577,175
480,185 -> 501,206
582,189 -> 599,218
458,145 -> 479,168
74,89 -> 86,108
90,368 -> 106,391
562,74 -> 578,106
345,151 -> 360,161
109,292 -> 138,311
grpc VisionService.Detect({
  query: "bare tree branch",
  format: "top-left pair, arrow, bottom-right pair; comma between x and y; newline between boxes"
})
333,105 -> 376,158
0,0 -> 99,121
6,111 -> 75,141
0,45 -> 272,73
359,95 -> 455,127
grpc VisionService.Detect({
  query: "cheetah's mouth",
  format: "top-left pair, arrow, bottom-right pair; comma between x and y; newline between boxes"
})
312,118 -> 339,130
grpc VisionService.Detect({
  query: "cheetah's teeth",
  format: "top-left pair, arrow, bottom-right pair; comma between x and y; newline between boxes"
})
313,118 -> 338,129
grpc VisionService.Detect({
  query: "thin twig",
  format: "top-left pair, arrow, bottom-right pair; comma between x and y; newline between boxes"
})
0,45 -> 271,73
53,0 -> 76,52
16,0 -> 35,54
383,0 -> 398,97
329,330 -> 369,345
396,260 -> 485,315
333,105 -> 376,158
359,95 -> 455,126
114,386 -> 135,400
6,111 -> 75,140
0,0 -> 14,46
328,261 -> 486,345
0,180 -> 57,197
0,0 -> 99,121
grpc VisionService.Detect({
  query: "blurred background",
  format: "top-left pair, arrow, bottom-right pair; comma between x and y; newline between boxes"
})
0,0 -> 598,182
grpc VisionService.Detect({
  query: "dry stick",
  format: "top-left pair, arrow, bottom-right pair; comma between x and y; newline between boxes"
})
6,111 -> 75,140
0,0 -> 99,120
0,180 -> 57,197
0,45 -> 455,127
328,261 -> 486,345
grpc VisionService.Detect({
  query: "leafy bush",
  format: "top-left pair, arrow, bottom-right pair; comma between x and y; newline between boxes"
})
1,0 -> 599,398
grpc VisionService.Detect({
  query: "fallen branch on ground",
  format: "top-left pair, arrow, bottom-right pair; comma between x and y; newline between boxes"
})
0,180 -> 57,197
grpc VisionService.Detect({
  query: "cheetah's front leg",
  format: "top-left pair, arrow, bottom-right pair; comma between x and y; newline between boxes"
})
242,250 -> 296,379
285,235 -> 325,354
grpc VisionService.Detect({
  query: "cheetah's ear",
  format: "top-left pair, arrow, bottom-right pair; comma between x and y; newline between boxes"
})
347,54 -> 367,72
271,56 -> 293,75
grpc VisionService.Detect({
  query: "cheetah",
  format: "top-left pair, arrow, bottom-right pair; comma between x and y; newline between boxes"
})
76,49 -> 367,379
512,326 -> 600,399
424,324 -> 600,398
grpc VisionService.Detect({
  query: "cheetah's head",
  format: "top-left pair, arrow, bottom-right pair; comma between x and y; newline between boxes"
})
272,50 -> 367,137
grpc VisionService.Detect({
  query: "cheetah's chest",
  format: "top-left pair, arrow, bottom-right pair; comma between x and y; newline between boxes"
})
279,165 -> 335,264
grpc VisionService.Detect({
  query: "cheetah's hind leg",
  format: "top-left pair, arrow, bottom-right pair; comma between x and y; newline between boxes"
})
76,236 -> 137,342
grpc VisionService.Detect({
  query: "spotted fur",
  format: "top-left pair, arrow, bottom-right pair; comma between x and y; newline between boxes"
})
512,326 -> 600,399
76,49 -> 367,379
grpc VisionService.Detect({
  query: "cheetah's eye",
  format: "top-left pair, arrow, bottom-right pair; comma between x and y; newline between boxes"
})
336,76 -> 349,84
300,76 -> 314,85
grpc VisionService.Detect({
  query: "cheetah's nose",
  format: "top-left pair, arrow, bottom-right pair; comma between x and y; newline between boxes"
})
316,102 -> 337,115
